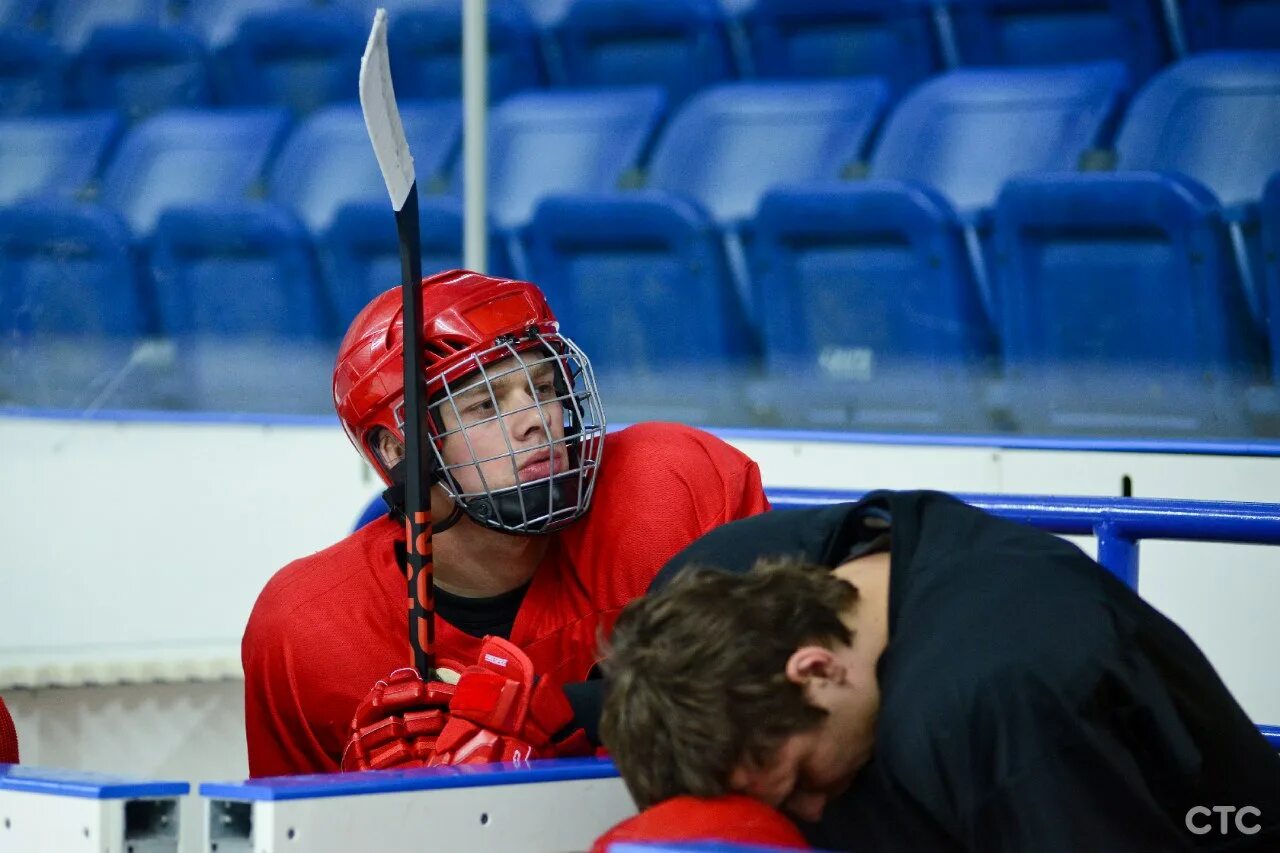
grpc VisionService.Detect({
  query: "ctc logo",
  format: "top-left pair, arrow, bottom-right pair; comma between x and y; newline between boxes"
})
1185,806 -> 1261,835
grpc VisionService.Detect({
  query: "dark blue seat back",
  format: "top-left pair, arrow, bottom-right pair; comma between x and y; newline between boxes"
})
480,86 -> 667,231
99,107 -> 290,237
744,0 -> 938,94
525,193 -> 752,372
181,0 -> 312,49
0,32 -> 64,115
753,184 -> 992,375
950,0 -> 1171,81
646,78 -> 890,224
319,198 -> 508,331
1185,0 -> 1280,51
1263,173 -> 1280,379
0,204 -> 142,337
270,100 -> 461,235
1114,51 -> 1280,206
556,0 -> 734,107
995,173 -> 1260,434
869,63 -> 1128,213
147,202 -> 336,412
0,111 -> 122,205
376,0 -> 544,102
149,203 -> 325,338
70,25 -> 211,120
0,203 -> 156,408
212,7 -> 366,114
1,0 -> 47,30
47,0 -> 166,51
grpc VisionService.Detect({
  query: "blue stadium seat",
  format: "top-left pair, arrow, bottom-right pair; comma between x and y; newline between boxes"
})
748,183 -> 996,431
0,111 -> 122,205
742,0 -> 939,94
949,0 -> 1173,81
154,99 -> 460,340
1184,0 -> 1280,51
319,198 -> 510,332
98,106 -> 291,239
737,64 -> 1126,430
995,173 -> 1262,436
211,5 -> 366,113
1265,174 -> 1280,382
556,0 -> 735,107
992,52 -> 1280,436
524,192 -> 752,425
1258,172 -> 1280,431
148,203 -> 336,412
868,63 -> 1128,220
69,25 -> 211,120
181,0 -> 312,49
271,100 -> 461,235
340,86 -> 665,289
521,78 -> 890,398
1259,174 -> 1280,425
46,0 -> 166,52
773,63 -> 1126,329
367,0 -> 545,102
645,79 -> 887,226
483,86 -> 667,233
0,203 -> 163,409
1111,52 -> 1280,208
0,32 -> 64,115
0,0 -> 48,30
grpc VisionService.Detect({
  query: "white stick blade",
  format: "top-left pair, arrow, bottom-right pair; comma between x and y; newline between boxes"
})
359,8 -> 415,211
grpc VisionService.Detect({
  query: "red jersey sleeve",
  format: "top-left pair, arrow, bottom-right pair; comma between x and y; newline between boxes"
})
571,422 -> 770,607
242,571 -> 339,778
0,695 -> 18,764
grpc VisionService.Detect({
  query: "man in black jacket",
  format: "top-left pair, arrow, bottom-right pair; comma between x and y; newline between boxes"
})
600,490 -> 1280,852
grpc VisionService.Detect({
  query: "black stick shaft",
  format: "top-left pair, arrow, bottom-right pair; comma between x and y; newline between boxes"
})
397,184 -> 434,679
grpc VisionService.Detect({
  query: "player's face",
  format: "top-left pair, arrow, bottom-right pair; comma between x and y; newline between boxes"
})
730,642 -> 879,824
434,351 -> 570,496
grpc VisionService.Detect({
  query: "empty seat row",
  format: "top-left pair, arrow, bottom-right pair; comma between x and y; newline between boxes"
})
3,184 -> 1278,436
3,0 -> 1278,118
4,51 -> 1280,434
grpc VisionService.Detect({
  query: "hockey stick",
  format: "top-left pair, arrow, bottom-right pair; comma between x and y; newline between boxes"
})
360,9 -> 435,680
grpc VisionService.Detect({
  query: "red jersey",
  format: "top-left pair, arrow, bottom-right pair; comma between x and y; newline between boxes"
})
242,422 -> 769,777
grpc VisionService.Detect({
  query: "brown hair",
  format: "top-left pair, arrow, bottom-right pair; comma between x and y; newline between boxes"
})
600,557 -> 857,809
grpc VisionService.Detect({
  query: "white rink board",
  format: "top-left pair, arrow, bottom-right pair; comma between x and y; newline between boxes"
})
0,770 -> 186,853
201,761 -> 637,853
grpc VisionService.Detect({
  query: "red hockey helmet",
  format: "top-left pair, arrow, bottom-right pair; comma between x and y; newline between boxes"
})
333,269 -> 605,535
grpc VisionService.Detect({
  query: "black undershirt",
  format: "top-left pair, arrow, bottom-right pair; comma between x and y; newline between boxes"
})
433,582 -> 529,640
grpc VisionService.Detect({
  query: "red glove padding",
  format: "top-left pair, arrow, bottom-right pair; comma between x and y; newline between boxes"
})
341,668 -> 456,771
428,636 -> 593,766
591,794 -> 811,852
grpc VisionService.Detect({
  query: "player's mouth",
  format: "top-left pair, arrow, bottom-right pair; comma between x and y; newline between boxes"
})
518,449 -> 563,482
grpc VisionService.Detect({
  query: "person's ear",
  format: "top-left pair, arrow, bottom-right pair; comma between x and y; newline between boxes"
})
784,646 -> 842,687
377,430 -> 405,467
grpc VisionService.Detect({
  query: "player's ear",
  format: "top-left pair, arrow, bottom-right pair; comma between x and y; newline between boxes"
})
376,428 -> 406,467
784,646 -> 840,687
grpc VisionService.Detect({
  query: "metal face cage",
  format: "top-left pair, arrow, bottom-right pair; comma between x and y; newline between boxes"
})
395,330 -> 606,534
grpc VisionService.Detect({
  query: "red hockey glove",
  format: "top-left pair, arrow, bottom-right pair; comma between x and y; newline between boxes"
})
427,636 -> 593,767
340,668 -> 456,771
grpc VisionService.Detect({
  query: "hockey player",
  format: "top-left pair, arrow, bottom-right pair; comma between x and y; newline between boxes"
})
601,491 -> 1280,851
242,269 -> 769,777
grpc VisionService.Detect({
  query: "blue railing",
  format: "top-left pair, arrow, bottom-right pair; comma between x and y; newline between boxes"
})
765,488 -> 1280,750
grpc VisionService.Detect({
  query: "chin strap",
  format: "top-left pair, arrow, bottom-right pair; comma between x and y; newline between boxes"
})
382,461 -> 464,534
